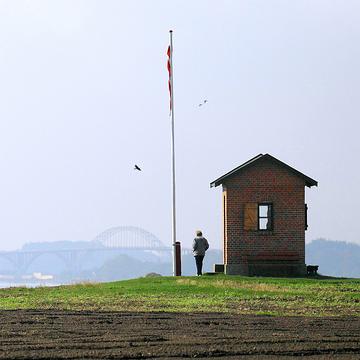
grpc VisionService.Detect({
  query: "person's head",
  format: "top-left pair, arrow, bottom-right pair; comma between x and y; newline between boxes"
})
196,230 -> 202,237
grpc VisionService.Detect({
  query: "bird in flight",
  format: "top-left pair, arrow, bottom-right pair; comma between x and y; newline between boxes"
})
134,165 -> 141,171
198,99 -> 208,107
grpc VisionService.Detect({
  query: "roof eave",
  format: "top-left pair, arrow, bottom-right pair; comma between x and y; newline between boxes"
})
211,178 -> 318,189
305,179 -> 318,188
209,180 -> 220,188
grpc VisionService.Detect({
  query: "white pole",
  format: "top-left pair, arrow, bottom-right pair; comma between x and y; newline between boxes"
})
169,30 -> 177,276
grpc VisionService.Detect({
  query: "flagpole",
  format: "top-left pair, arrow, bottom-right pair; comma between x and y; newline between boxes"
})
169,30 -> 177,276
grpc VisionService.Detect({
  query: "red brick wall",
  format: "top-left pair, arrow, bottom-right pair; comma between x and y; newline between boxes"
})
222,158 -> 306,271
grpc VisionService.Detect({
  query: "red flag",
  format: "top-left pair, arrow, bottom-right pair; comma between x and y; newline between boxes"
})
167,45 -> 172,112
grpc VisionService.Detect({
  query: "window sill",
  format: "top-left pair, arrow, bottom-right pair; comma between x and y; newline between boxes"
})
245,230 -> 274,235
260,230 -> 274,234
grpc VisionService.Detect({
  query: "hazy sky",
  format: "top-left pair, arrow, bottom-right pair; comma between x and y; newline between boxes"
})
0,1 -> 359,251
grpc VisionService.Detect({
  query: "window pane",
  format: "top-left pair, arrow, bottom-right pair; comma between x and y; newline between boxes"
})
259,218 -> 269,230
259,205 -> 269,217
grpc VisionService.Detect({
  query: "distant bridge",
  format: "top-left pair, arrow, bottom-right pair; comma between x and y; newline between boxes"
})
93,226 -> 166,249
0,226 -> 174,275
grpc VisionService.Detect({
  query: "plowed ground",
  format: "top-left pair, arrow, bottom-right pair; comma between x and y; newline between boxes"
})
0,310 -> 359,359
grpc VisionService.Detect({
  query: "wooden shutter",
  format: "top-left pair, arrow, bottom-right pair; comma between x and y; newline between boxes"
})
244,203 -> 258,230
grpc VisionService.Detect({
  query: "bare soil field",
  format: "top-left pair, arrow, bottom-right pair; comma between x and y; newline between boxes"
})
0,310 -> 359,359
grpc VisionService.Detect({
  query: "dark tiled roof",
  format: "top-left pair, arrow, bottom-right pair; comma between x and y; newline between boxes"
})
210,153 -> 318,188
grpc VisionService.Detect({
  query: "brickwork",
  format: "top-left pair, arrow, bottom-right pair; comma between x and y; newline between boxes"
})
222,157 -> 307,276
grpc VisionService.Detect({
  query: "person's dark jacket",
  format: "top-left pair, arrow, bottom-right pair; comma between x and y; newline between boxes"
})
192,236 -> 209,256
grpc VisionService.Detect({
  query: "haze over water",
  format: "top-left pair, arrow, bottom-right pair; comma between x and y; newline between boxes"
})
0,1 -> 359,252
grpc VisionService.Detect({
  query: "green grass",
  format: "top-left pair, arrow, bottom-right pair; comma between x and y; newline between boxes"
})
0,275 -> 359,316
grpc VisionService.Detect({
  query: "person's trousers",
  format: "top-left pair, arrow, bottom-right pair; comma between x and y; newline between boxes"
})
194,255 -> 205,276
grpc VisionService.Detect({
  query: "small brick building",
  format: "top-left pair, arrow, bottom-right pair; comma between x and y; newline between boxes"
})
210,154 -> 318,276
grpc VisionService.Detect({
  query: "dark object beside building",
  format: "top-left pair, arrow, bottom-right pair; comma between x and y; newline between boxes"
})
213,264 -> 224,273
307,265 -> 319,276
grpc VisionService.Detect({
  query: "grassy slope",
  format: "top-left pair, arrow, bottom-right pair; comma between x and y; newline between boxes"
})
0,275 -> 359,316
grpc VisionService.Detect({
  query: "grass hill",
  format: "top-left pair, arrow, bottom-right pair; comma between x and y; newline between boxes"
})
1,275 -> 359,317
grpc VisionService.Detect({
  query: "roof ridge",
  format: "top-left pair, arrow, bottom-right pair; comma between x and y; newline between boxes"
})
210,154 -> 318,188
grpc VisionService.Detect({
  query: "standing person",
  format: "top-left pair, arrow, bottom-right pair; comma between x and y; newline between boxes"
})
192,230 -> 209,276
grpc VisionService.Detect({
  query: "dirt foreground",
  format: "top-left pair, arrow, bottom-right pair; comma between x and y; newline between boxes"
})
0,310 -> 359,359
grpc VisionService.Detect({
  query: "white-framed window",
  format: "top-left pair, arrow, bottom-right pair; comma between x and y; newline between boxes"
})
258,203 -> 273,230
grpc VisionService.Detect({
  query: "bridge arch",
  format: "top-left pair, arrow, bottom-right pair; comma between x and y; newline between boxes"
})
0,253 -> 18,271
93,226 -> 165,249
0,251 -> 67,274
